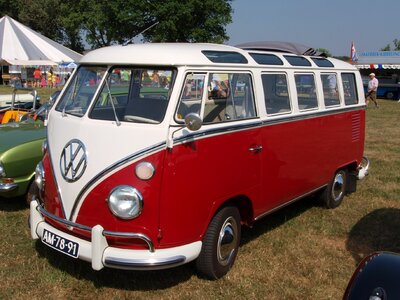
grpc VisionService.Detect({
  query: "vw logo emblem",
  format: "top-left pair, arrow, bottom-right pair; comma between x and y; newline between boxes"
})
60,139 -> 87,182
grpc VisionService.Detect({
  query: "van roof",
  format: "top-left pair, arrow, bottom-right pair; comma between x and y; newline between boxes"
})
79,43 -> 356,70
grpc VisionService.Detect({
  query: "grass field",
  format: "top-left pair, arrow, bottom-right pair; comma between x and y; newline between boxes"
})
0,91 -> 399,299
0,86 -> 59,104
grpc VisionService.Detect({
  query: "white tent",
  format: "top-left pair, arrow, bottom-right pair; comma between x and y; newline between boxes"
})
0,15 -> 82,66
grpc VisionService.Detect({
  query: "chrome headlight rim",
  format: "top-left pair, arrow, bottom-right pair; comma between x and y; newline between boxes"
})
35,161 -> 45,191
107,185 -> 143,220
0,162 -> 5,178
41,140 -> 48,155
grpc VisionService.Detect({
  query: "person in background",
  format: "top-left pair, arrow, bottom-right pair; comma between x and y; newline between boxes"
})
65,72 -> 71,85
152,70 -> 160,87
40,74 -> 47,88
366,73 -> 379,108
33,67 -> 41,87
47,68 -> 54,88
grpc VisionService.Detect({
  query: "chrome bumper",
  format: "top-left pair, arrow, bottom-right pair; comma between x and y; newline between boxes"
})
0,182 -> 18,192
357,156 -> 370,180
29,199 -> 202,271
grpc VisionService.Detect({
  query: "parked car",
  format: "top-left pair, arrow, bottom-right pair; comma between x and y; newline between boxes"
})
344,251 -> 400,299
0,87 -> 41,124
0,95 -> 54,202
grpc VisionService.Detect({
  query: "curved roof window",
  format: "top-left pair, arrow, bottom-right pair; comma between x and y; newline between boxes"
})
311,57 -> 334,67
250,53 -> 283,65
202,51 -> 248,64
283,55 -> 311,66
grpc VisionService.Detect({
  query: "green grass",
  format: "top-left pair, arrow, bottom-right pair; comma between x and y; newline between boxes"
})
0,96 -> 399,299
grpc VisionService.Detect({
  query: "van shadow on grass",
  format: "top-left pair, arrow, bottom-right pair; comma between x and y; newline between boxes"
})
0,196 -> 27,212
34,195 -> 319,290
346,208 -> 400,265
34,240 -> 195,290
240,194 -> 319,246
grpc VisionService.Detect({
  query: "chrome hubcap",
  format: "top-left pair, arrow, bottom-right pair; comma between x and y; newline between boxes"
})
217,217 -> 238,266
331,171 -> 345,201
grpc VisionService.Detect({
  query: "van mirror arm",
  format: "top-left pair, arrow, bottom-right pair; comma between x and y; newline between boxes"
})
167,113 -> 202,149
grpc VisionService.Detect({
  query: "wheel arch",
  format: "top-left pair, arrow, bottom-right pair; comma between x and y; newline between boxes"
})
212,195 -> 254,228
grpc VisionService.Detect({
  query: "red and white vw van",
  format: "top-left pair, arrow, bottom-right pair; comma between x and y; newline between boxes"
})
30,42 -> 369,279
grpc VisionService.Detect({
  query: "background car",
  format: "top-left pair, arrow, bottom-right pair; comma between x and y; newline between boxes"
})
0,92 -> 56,203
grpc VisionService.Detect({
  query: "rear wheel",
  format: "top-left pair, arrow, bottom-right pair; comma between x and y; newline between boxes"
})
196,206 -> 241,279
321,169 -> 347,209
385,91 -> 395,100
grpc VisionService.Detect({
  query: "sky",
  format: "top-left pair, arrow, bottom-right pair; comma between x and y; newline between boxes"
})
226,0 -> 400,56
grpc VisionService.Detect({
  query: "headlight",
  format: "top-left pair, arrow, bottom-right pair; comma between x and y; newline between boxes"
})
35,161 -> 45,191
107,185 -> 143,219
0,162 -> 5,178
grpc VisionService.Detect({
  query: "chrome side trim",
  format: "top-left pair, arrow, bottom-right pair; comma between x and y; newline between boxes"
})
0,182 -> 18,192
254,185 -> 327,221
37,205 -> 155,252
104,256 -> 186,270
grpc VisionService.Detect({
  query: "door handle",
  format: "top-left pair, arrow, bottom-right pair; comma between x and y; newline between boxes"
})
249,145 -> 263,153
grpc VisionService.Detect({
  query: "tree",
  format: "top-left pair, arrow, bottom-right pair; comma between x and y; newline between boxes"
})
315,48 -> 332,57
0,0 -> 21,18
1,0 -> 233,51
146,0 -> 233,43
381,39 -> 400,51
80,0 -> 154,48
80,0 -> 233,47
18,0 -> 63,45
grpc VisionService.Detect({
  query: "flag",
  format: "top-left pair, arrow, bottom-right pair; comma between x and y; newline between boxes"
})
350,41 -> 358,63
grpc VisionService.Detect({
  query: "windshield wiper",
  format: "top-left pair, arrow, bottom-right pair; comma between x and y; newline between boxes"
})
104,78 -> 121,126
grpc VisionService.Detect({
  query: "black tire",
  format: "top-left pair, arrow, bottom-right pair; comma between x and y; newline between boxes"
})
196,206 -> 241,279
26,181 -> 39,206
385,92 -> 395,100
321,169 -> 347,209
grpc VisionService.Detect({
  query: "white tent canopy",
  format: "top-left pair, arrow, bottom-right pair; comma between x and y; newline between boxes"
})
0,15 -> 82,66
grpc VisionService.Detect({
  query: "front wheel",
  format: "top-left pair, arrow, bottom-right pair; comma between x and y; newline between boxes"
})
196,206 -> 241,279
321,169 -> 348,209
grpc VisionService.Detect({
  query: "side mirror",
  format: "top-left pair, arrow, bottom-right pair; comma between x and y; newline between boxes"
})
184,113 -> 202,131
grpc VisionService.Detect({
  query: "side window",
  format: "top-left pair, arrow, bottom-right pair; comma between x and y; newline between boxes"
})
295,74 -> 318,110
262,73 -> 291,115
176,73 -> 205,121
203,73 -> 256,124
321,73 -> 340,107
342,73 -> 359,105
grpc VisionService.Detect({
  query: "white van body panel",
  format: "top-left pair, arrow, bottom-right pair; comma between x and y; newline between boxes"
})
47,112 -> 167,220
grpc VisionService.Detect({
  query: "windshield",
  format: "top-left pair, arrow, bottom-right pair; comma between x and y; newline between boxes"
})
55,65 -> 175,124
55,66 -> 107,116
89,67 -> 174,124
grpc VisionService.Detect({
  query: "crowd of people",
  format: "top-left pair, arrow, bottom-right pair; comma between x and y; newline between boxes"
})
9,67 -> 71,89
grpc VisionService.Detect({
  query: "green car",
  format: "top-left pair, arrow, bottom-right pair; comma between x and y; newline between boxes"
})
0,103 -> 50,201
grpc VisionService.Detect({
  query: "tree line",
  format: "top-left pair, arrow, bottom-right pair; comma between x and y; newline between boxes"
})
0,0 -> 233,53
381,39 -> 400,51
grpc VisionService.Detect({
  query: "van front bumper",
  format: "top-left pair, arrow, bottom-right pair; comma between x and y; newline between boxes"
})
30,199 -> 202,271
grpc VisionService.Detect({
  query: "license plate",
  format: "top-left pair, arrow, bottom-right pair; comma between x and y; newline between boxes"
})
42,229 -> 80,258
